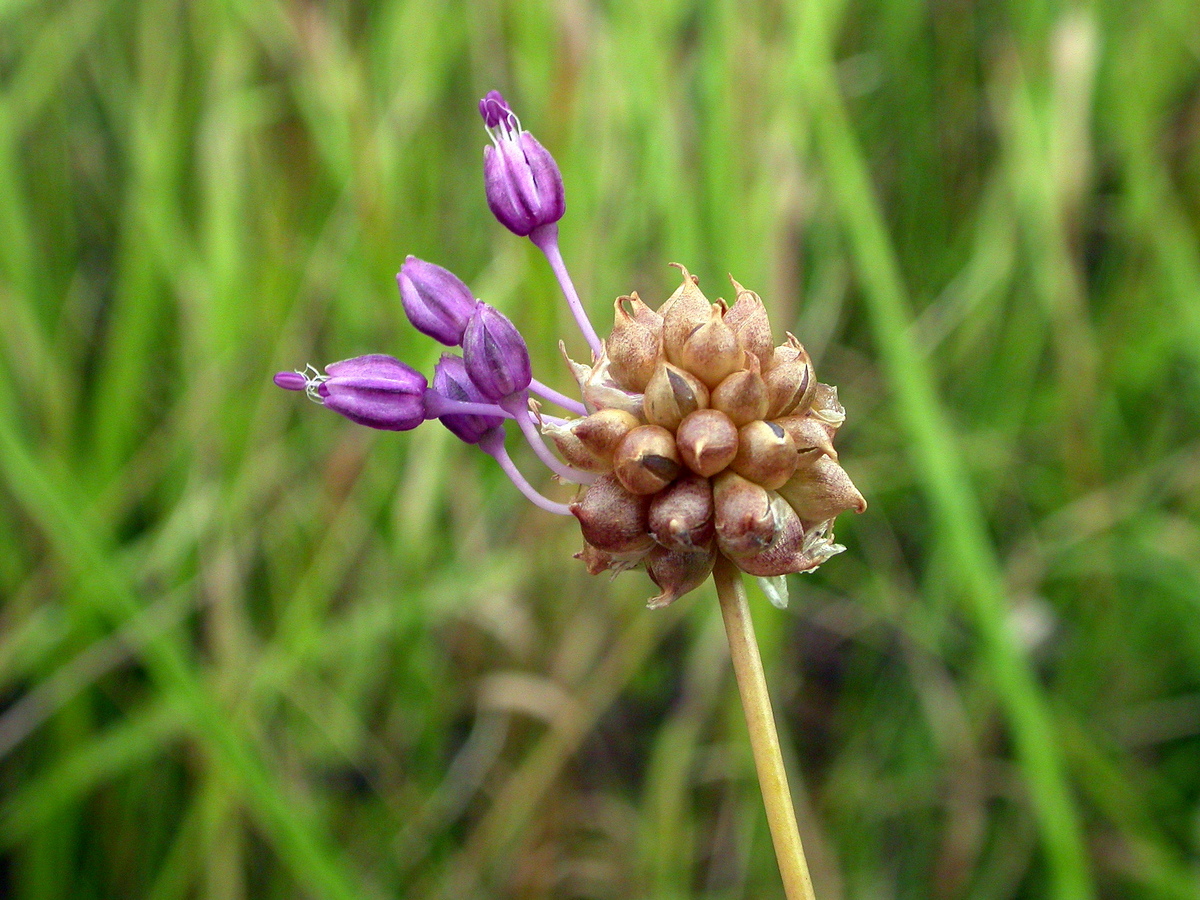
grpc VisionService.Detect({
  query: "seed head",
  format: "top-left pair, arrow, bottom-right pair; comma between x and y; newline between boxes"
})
729,419 -> 798,490
680,303 -> 742,388
561,265 -> 865,606
643,362 -> 710,431
710,358 -> 770,426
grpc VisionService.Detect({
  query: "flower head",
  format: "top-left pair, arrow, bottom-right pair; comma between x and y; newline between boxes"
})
562,266 -> 865,607
479,91 -> 565,237
276,91 -> 864,611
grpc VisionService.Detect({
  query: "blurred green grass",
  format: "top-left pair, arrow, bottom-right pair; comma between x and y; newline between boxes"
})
1,0 -> 1199,897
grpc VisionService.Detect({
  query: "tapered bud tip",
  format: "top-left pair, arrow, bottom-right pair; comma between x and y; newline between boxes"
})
646,545 -> 716,609
274,371 -> 307,391
463,302 -> 533,400
479,91 -> 512,128
398,256 -> 476,346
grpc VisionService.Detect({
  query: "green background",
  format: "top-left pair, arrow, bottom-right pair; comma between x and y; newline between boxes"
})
1,0 -> 1198,897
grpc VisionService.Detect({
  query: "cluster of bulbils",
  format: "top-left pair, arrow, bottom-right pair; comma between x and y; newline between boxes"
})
276,91 -> 864,609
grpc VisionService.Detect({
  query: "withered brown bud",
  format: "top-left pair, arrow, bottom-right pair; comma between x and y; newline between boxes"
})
776,455 -> 867,524
561,343 -> 645,418
613,425 -> 682,495
661,264 -> 712,367
646,544 -> 717,609
571,474 -> 655,554
607,294 -> 662,392
763,338 -> 815,418
723,279 -> 773,368
575,540 -> 619,575
676,408 -> 739,477
730,420 -> 798,490
680,303 -> 741,388
774,414 -> 838,468
573,408 -> 641,461
713,471 -> 778,558
710,356 -> 770,426
808,382 -> 846,430
643,362 -> 710,431
648,473 -> 715,551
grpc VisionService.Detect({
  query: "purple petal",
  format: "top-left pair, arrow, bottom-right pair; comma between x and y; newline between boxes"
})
274,371 -> 308,391
479,91 -> 512,128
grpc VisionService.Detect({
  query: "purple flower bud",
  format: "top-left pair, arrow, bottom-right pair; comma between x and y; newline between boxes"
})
397,256 -> 476,346
432,354 -> 504,444
317,354 -> 428,431
478,90 -> 512,128
462,302 -> 532,400
480,91 -> 564,237
274,371 -> 308,391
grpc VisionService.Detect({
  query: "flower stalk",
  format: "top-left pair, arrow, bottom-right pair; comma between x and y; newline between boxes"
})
713,555 -> 817,900
531,223 -> 603,356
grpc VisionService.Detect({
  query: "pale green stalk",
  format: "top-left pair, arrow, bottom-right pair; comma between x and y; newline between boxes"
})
713,556 -> 817,900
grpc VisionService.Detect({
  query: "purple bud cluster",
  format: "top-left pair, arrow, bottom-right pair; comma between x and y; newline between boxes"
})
276,90 -> 863,607
277,252 -> 533,442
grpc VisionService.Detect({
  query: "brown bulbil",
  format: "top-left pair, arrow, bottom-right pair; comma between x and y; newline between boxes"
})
676,408 -> 739,477
613,425 -> 682,495
723,279 -> 773,368
661,264 -> 712,367
713,471 -> 778,558
570,474 -> 655,554
646,544 -> 717,609
774,414 -> 838,467
730,420 -> 798,490
574,408 -> 640,461
776,455 -> 867,524
727,495 -> 813,576
680,303 -> 741,388
710,357 -> 770,426
607,294 -> 662,392
643,362 -> 710,431
546,422 -> 611,473
648,473 -> 715,551
763,339 -> 815,418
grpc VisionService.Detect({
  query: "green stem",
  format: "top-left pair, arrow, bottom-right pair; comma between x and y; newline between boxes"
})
713,556 -> 817,900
